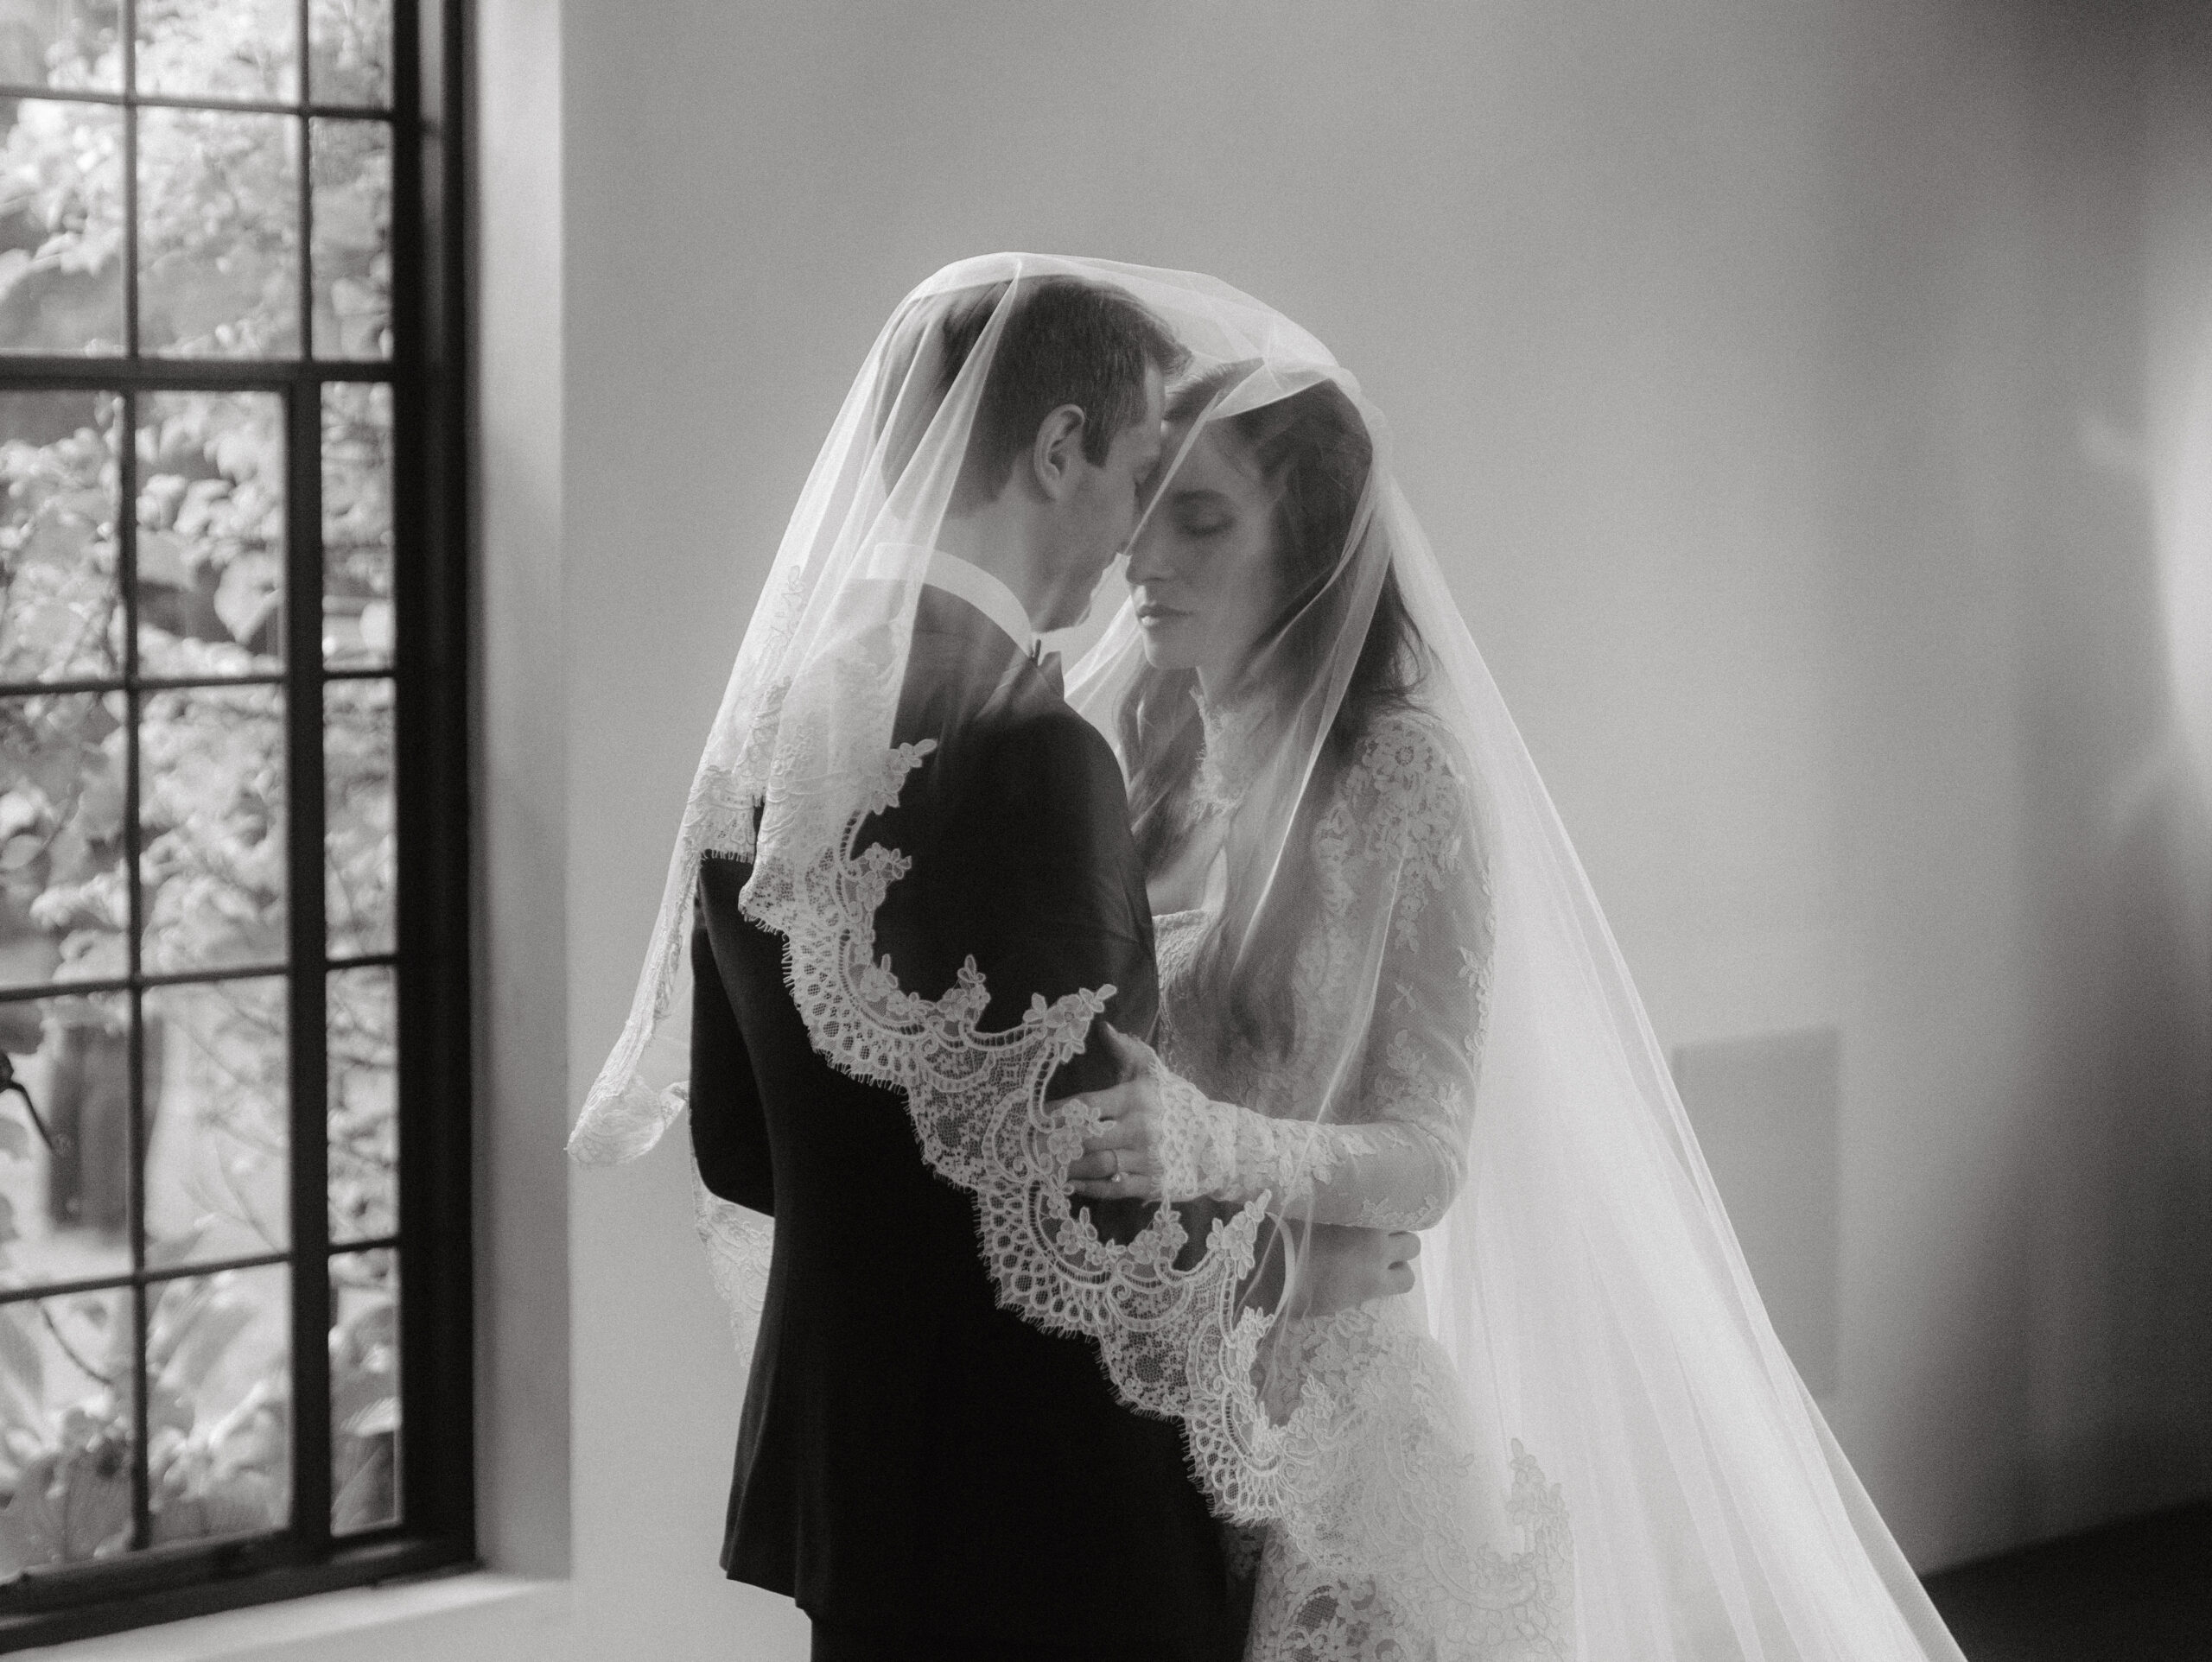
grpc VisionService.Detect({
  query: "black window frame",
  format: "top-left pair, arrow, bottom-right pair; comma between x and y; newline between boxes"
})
0,0 -> 473,1646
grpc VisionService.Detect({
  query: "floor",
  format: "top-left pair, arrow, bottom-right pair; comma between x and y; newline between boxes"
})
1923,1502 -> 2212,1661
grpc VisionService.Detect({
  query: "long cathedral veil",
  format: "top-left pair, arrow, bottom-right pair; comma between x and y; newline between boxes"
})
571,253 -> 1969,1661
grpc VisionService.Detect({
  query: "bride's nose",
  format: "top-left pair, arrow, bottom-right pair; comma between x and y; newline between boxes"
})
1124,525 -> 1171,586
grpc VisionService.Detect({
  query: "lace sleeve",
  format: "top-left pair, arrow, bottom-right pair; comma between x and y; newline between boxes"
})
1157,712 -> 1493,1230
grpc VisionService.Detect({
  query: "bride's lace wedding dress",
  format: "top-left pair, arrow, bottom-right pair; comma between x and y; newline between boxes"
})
1154,703 -> 1573,1662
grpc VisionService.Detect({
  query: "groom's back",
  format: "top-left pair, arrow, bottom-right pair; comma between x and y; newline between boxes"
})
690,588 -> 1235,1659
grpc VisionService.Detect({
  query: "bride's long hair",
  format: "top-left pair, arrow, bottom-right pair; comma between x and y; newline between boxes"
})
1117,374 -> 1428,1056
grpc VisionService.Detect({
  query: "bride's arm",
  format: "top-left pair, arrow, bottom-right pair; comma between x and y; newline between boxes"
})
1070,713 -> 1493,1230
1161,808 -> 1488,1229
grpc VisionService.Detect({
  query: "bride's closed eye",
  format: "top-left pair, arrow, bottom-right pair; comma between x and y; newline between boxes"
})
1172,494 -> 1234,539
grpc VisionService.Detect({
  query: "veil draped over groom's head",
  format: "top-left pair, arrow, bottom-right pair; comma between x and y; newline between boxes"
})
574,255 -> 1968,1662
569,256 -> 1313,1160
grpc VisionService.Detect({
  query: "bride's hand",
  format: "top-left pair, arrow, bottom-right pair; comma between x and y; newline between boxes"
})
1287,1223 -> 1421,1316
1063,1025 -> 1176,1201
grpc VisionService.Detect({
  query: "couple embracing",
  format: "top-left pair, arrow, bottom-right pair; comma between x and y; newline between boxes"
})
571,257 -> 1970,1662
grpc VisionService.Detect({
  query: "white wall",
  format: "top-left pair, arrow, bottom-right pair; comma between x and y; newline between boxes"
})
475,0 -> 569,1588
47,3 -> 2208,1659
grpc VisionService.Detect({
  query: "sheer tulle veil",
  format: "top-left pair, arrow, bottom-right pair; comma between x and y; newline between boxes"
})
569,253 -> 1969,1662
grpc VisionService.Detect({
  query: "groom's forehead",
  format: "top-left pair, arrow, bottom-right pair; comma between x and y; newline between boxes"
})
1140,365 -> 1168,435
1111,366 -> 1168,457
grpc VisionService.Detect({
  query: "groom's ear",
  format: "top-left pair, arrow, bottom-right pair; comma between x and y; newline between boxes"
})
1027,403 -> 1090,502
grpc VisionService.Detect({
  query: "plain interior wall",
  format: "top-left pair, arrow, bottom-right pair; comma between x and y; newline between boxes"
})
47,3 -> 2204,1659
474,0 -> 569,1587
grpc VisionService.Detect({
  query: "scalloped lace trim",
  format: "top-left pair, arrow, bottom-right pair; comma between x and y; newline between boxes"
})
691,1158 -> 775,1377
738,738 -> 1343,1530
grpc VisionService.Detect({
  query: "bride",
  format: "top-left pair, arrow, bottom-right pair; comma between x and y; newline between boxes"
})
1059,368 -> 1569,1658
571,254 -> 1973,1662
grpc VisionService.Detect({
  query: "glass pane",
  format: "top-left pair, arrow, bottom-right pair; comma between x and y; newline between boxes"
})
323,678 -> 388,956
0,692 -> 127,993
0,991 -> 130,1288
309,119 -> 387,360
139,684 -> 285,975
327,965 -> 389,1242
0,1285 -> 135,1577
138,110 -> 298,359
147,1263 -> 289,1545
0,393 -> 120,683
328,1247 -> 394,1533
0,100 -> 124,353
0,0 -> 121,92
308,0 -> 389,107
135,390 -> 284,679
134,0 -> 297,103
320,382 -> 389,669
143,977 -> 287,1268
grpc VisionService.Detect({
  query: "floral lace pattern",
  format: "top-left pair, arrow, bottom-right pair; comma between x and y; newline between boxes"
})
1190,690 -> 1272,818
1237,1303 -> 1575,1661
1156,708 -> 1499,1233
721,648 -> 1353,1531
690,1151 -> 775,1376
1154,709 -> 1574,1660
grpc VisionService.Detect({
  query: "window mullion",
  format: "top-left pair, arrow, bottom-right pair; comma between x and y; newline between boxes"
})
385,0 -> 470,1545
285,379 -> 334,1550
118,377 -> 152,1556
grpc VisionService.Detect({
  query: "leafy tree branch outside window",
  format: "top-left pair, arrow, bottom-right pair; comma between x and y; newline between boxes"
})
0,0 -> 459,1636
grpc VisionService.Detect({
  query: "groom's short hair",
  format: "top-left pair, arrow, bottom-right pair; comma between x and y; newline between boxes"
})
932,276 -> 1184,508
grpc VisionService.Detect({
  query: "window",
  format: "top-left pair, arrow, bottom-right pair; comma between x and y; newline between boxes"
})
0,0 -> 467,1645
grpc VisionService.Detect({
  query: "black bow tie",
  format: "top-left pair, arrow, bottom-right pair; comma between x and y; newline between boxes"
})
1030,645 -> 1065,698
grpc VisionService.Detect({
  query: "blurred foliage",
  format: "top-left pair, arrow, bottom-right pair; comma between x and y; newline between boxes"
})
323,679 -> 390,954
310,117 -> 390,360
137,0 -> 296,103
327,1251 -> 392,1532
0,396 -> 118,684
308,0 -> 389,106
1,396 -> 324,984
320,383 -> 392,668
0,1136 -> 400,1568
0,0 -> 401,1571
0,0 -> 391,358
0,437 -> 396,1564
326,967 -> 391,1240
0,1267 -> 286,1573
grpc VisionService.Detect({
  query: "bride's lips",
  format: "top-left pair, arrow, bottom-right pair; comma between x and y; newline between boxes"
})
1135,601 -> 1188,625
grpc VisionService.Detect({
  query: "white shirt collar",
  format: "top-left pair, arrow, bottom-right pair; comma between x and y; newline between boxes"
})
867,544 -> 1035,657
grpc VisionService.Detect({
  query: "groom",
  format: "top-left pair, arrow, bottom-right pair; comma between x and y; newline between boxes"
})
687,275 -> 1221,1662
687,276 -> 1389,1661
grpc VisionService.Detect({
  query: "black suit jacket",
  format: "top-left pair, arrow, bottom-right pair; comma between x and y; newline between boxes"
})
689,587 -> 1237,1659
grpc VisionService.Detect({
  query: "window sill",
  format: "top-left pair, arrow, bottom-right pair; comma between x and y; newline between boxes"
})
25,1570 -> 569,1661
